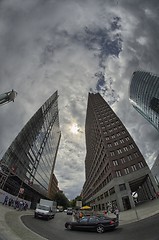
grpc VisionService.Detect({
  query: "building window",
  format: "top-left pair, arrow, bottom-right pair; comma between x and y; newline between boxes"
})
121,157 -> 126,164
125,137 -> 130,141
111,135 -> 115,139
134,152 -> 139,158
117,149 -> 122,154
131,165 -> 137,171
108,143 -> 112,148
129,144 -> 134,149
120,139 -> 124,143
117,132 -> 121,137
138,162 -> 144,168
105,136 -> 110,140
124,168 -> 129,174
114,141 -> 119,146
116,170 -> 122,177
127,155 -> 132,161
113,160 -> 118,166
109,187 -> 115,195
110,151 -> 115,156
104,191 -> 109,197
119,183 -> 126,191
123,146 -> 128,152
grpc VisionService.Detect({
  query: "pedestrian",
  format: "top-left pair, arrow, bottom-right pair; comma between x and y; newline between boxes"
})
24,202 -> 28,211
79,211 -> 83,218
114,207 -> 119,221
3,195 -> 8,205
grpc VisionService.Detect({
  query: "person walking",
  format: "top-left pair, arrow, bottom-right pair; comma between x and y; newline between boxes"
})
114,207 -> 119,221
3,195 -> 8,205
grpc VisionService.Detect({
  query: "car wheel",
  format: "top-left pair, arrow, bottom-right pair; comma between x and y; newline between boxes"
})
96,225 -> 105,233
67,224 -> 72,230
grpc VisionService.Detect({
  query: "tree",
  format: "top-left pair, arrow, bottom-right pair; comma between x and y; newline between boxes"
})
70,195 -> 83,208
54,191 -> 70,209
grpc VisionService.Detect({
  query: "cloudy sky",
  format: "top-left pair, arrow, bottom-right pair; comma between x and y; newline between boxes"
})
0,0 -> 159,200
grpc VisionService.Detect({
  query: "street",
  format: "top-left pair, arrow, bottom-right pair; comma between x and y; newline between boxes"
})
21,212 -> 159,240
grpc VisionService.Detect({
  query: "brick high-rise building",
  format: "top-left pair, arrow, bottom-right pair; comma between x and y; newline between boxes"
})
82,93 -> 158,211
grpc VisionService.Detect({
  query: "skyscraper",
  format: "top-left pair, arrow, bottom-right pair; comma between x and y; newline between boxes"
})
151,154 -> 159,186
129,71 -> 159,131
82,93 -> 158,211
0,91 -> 61,206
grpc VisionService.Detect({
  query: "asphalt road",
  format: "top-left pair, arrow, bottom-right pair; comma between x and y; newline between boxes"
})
21,212 -> 159,240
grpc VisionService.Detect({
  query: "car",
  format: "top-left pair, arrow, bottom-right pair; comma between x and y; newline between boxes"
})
67,208 -> 73,215
65,215 -> 118,233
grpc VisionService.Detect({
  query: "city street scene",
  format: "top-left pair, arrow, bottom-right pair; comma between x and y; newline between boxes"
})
0,0 -> 159,240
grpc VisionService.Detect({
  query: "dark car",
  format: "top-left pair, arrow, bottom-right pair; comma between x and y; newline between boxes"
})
65,215 -> 118,233
67,208 -> 73,215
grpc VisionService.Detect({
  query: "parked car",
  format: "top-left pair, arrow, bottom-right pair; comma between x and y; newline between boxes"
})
67,208 -> 73,215
65,215 -> 118,233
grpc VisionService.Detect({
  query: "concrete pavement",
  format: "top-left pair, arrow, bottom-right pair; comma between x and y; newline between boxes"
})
0,204 -> 46,240
1,199 -> 159,239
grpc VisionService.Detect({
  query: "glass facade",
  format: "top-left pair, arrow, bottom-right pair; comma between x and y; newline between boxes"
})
151,154 -> 159,186
129,71 -> 159,131
1,91 -> 61,199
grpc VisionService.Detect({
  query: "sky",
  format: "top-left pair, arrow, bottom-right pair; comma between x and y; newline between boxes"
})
0,0 -> 159,200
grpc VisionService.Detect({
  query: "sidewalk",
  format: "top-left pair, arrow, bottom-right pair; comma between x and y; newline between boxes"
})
1,199 -> 159,240
108,199 -> 159,225
0,204 -> 46,240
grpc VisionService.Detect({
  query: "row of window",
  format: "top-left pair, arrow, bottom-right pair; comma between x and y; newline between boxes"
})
112,153 -> 139,166
110,144 -> 135,156
115,162 -> 144,177
96,184 -> 127,201
108,143 -> 134,150
105,130 -> 126,140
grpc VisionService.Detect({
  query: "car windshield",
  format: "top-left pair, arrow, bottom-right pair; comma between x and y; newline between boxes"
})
38,205 -> 50,211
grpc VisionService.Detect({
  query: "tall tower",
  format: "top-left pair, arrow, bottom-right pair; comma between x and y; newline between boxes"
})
129,71 -> 159,132
1,91 -> 61,204
82,93 -> 158,211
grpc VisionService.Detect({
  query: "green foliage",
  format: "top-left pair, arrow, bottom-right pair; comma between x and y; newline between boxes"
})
54,192 -> 70,209
70,195 -> 83,208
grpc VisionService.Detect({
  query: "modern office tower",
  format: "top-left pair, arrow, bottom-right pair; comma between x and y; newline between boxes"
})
151,154 -> 159,186
129,71 -> 159,132
0,91 -> 61,207
82,93 -> 158,211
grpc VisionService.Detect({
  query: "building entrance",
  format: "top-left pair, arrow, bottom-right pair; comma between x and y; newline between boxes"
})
122,196 -> 131,210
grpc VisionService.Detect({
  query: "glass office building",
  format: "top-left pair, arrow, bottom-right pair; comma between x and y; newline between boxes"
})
129,71 -> 159,131
151,154 -> 159,186
0,91 -> 61,205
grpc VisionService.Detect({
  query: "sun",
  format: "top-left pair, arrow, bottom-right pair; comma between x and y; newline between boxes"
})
70,123 -> 79,134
